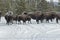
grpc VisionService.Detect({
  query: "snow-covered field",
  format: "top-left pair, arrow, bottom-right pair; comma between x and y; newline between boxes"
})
0,17 -> 60,40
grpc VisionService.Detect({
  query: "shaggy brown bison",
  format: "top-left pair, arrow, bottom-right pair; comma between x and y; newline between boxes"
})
17,15 -> 23,24
55,12 -> 60,23
5,14 -> 13,24
17,13 -> 31,24
5,11 -> 13,25
27,11 -> 44,24
43,11 -> 56,23
23,12 -> 31,23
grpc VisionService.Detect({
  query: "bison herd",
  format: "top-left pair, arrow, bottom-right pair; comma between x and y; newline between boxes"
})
4,11 -> 60,25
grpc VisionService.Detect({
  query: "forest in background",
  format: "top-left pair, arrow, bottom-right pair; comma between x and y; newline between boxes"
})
0,0 -> 60,15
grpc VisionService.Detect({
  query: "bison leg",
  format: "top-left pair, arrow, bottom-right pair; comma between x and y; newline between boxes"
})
5,19 -> 9,25
46,19 -> 49,23
36,17 -> 39,24
36,20 -> 39,24
18,19 -> 21,24
50,19 -> 53,22
18,21 -> 21,24
40,19 -> 44,23
56,18 -> 59,23
23,20 -> 26,24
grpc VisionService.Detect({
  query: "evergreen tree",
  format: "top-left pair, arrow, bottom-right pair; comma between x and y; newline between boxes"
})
57,1 -> 60,11
15,0 -> 26,14
37,0 -> 51,12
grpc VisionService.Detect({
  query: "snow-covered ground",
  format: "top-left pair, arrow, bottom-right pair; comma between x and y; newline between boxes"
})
0,17 -> 60,40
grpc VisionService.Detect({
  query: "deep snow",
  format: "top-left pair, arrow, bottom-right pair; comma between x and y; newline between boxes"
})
0,17 -> 60,40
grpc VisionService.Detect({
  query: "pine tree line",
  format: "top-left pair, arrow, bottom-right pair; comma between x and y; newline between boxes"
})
0,0 -> 59,15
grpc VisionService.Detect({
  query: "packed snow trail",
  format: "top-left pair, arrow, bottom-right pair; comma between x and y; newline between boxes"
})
0,17 -> 60,40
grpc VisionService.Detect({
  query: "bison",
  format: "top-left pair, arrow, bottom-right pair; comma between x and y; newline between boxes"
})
17,13 -> 31,24
5,14 -> 13,25
23,12 -> 31,23
43,11 -> 56,23
5,11 -> 13,25
27,11 -> 44,24
55,12 -> 60,23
